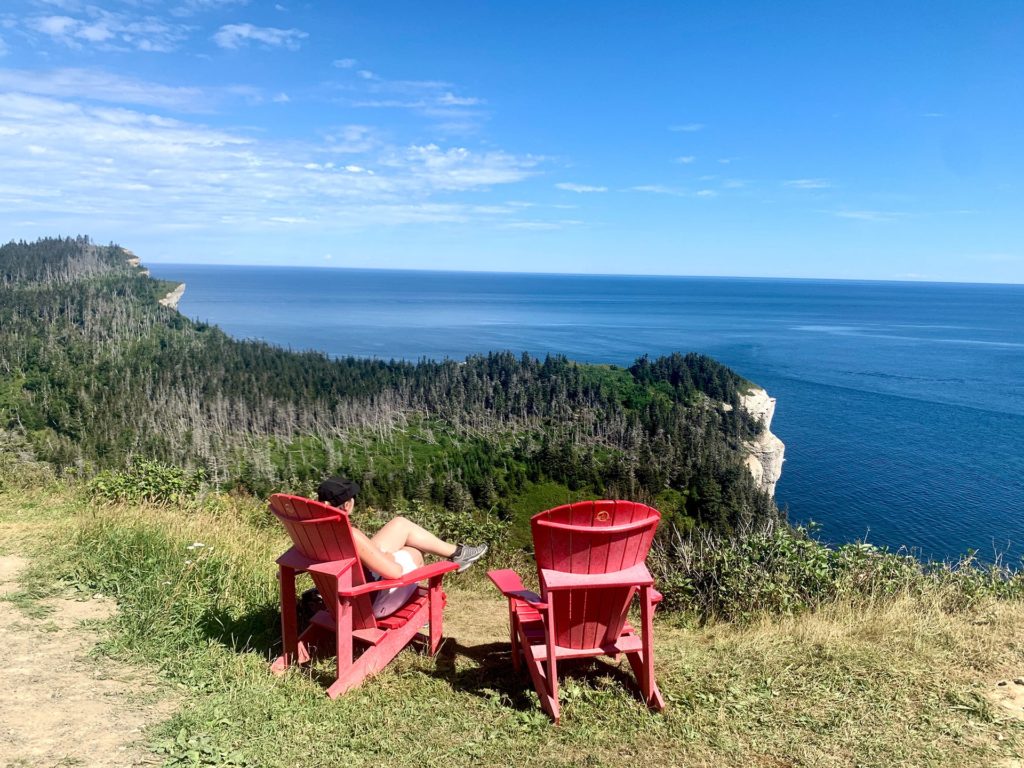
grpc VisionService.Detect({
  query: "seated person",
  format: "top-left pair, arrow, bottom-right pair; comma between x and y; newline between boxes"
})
316,476 -> 487,618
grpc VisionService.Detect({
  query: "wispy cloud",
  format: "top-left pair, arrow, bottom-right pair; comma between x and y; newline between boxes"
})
0,68 -> 210,111
669,123 -> 704,132
0,34 -> 7,57
438,92 -> 483,106
25,11 -> 189,52
338,67 -> 486,132
631,184 -> 684,196
333,58 -> 357,69
834,209 -> 905,222
784,178 -> 832,189
0,93 -> 540,233
501,219 -> 582,231
555,182 -> 606,193
673,155 -> 695,164
213,23 -> 307,50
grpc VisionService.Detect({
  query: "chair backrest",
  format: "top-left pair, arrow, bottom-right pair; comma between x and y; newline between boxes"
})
269,494 -> 377,632
531,500 -> 660,650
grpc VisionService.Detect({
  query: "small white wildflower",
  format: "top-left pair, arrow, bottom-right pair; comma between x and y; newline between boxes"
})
184,559 -> 193,565
186,542 -> 205,550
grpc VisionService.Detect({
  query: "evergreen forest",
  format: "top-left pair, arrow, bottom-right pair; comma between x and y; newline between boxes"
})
0,236 -> 779,540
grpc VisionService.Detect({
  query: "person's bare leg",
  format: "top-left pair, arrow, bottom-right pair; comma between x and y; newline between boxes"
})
371,516 -> 457,558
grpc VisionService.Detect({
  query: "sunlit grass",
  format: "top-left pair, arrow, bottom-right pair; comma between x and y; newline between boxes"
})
3,484 -> 1024,767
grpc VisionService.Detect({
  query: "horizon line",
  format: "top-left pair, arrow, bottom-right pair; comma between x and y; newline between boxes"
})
143,260 -> 1024,288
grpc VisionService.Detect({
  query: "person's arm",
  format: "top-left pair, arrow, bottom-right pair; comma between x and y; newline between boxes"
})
350,526 -> 403,579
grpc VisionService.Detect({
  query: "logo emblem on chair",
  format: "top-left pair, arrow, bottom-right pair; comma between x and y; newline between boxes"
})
595,510 -> 610,522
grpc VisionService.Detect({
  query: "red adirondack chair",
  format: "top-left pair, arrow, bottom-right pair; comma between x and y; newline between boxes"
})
269,494 -> 459,698
489,500 -> 665,722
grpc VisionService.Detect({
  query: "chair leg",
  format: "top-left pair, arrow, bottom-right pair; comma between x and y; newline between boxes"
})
544,602 -> 560,723
271,564 -> 299,674
326,595 -> 353,699
508,602 -> 522,673
428,577 -> 444,655
626,586 -> 665,711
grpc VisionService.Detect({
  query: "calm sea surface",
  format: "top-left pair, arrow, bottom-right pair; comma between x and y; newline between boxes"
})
149,264 -> 1024,563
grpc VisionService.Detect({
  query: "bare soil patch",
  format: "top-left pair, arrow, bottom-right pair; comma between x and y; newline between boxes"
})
0,555 -> 172,767
989,677 -> 1024,722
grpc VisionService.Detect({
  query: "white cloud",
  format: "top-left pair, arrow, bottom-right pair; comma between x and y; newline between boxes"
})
669,123 -> 704,132
333,58 -> 357,69
673,155 -> 695,164
30,15 -> 77,37
323,125 -> 378,154
834,209 -> 905,222
357,69 -> 377,80
213,23 -> 307,50
785,178 -> 831,189
696,189 -> 717,197
25,11 -> 188,52
0,68 -> 211,111
437,92 -> 483,106
555,182 -> 606,193
272,92 -> 290,103
0,34 -> 7,57
0,93 -> 539,233
631,184 -> 683,196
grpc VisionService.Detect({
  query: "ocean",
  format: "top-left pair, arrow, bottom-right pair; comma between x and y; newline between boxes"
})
148,264 -> 1024,563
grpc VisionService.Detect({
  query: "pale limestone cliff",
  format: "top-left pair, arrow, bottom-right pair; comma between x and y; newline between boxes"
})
739,388 -> 785,497
159,283 -> 186,310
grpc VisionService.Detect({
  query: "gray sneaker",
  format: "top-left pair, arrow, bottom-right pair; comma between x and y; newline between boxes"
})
449,543 -> 488,573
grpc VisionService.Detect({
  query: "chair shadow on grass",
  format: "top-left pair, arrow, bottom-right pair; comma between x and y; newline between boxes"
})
197,603 -> 647,711
427,637 -> 646,712
199,602 -> 283,658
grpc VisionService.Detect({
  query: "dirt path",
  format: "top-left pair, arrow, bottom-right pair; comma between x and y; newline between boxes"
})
0,554 -> 172,767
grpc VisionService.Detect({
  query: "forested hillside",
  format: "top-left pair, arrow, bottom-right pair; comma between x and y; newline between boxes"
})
0,236 -> 778,536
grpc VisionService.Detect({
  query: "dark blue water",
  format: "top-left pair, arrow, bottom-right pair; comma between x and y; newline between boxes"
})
149,264 -> 1024,563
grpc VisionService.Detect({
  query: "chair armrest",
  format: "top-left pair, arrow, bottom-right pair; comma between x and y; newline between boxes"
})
276,546 -> 318,572
649,587 -> 663,604
307,557 -> 360,579
488,569 -> 546,609
540,562 -> 655,591
337,560 -> 459,597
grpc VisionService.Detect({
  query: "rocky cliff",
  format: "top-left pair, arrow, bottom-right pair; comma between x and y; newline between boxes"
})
739,388 -> 785,497
159,283 -> 186,309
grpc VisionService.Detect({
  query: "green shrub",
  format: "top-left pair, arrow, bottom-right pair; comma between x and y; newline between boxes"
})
89,458 -> 206,504
654,522 -> 1024,621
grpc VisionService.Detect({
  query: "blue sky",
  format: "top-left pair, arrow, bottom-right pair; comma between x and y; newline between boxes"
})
1,1 -> 1022,282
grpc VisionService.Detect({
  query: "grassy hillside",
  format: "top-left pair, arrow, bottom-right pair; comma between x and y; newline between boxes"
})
2,472 -> 1023,767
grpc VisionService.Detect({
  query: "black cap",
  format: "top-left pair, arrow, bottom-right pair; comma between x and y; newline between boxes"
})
317,476 -> 360,507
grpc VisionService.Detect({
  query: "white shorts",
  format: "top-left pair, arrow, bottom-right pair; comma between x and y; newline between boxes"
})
371,548 -> 420,618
